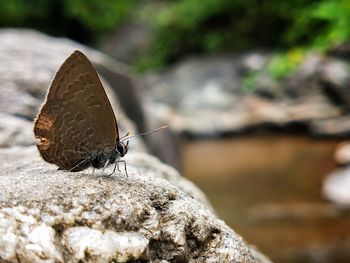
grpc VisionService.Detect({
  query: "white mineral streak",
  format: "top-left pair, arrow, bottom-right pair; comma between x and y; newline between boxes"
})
26,224 -> 63,261
0,213 -> 17,260
105,231 -> 149,260
0,208 -> 63,262
64,226 -> 148,262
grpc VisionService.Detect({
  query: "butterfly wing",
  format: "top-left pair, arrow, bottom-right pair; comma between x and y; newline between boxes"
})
34,50 -> 118,170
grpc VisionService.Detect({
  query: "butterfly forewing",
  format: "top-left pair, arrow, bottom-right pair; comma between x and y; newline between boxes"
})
34,50 -> 118,170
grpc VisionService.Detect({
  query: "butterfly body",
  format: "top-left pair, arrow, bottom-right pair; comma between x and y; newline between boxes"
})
34,50 -> 127,172
68,142 -> 127,172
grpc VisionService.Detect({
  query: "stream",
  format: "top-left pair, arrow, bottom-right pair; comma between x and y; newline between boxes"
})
183,134 -> 350,263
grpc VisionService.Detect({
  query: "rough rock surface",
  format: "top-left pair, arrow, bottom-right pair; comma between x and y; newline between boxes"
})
0,113 -> 35,147
0,147 -> 270,262
141,52 -> 349,137
0,29 -> 271,262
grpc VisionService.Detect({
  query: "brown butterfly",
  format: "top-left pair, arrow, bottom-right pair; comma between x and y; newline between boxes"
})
34,50 -> 165,174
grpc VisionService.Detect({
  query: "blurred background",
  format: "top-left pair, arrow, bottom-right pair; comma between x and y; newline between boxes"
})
1,0 -> 350,262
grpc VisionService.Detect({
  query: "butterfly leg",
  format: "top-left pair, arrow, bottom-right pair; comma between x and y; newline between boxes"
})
106,160 -> 128,177
101,159 -> 110,175
106,162 -> 117,177
118,160 -> 128,178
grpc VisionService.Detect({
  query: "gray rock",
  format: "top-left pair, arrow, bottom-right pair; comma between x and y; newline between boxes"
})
334,142 -> 350,165
323,167 -> 350,207
0,113 -> 35,148
310,114 -> 350,137
141,52 -> 349,137
0,146 -> 270,263
329,41 -> 350,59
99,22 -> 154,65
319,59 -> 350,107
287,54 -> 350,106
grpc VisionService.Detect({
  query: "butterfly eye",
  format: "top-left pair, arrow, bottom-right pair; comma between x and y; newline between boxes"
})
116,143 -> 123,154
117,142 -> 127,157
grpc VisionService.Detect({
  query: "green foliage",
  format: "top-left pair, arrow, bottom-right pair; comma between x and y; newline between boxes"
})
287,0 -> 350,49
0,1 -> 50,25
241,48 -> 305,92
242,72 -> 259,92
137,0 -> 350,72
0,0 -> 135,42
268,49 -> 305,80
136,0 -> 309,70
1,0 -> 350,75
62,0 -> 132,35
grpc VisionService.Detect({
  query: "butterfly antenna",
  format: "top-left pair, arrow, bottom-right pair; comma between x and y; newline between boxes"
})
121,126 -> 167,142
120,131 -> 131,140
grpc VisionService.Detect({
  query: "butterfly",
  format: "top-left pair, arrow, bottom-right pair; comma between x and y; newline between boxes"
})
34,50 -> 131,174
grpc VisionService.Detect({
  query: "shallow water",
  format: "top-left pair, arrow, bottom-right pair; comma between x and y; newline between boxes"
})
182,135 -> 350,263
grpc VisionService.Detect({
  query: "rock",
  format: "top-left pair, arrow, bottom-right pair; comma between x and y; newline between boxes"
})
329,41 -> 350,59
285,54 -> 350,107
284,54 -> 324,97
0,146 -> 270,263
334,142 -> 350,165
309,114 -> 350,137
0,29 -> 270,262
323,167 -> 350,206
141,52 -> 349,137
323,140 -> 350,206
144,128 -> 182,171
319,59 -> 350,107
99,22 -> 154,65
0,113 -> 35,148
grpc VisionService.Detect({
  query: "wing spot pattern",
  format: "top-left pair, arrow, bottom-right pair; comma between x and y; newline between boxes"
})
38,137 -> 50,150
35,113 -> 53,131
85,92 -> 101,107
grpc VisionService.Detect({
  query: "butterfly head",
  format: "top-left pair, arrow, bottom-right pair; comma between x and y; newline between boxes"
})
116,141 -> 129,157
